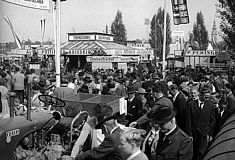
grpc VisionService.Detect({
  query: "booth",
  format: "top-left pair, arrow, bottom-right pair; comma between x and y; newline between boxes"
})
37,32 -> 154,70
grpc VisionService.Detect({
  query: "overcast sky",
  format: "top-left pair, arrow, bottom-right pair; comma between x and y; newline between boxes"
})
0,0 -> 220,43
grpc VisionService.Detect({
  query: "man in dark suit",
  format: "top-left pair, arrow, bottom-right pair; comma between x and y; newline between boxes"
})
186,87 -> 216,160
225,83 -> 235,117
126,86 -> 144,124
150,107 -> 193,160
74,112 -> 124,160
169,84 -> 187,133
213,72 -> 224,96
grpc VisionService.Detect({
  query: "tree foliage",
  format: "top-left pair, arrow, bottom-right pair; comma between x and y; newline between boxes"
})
216,0 -> 235,51
111,10 -> 127,45
192,11 -> 209,50
149,8 -> 172,61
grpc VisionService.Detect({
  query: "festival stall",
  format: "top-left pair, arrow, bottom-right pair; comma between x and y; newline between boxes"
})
37,32 -> 154,70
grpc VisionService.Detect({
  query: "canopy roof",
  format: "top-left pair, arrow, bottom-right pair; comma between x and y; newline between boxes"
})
39,40 -> 136,55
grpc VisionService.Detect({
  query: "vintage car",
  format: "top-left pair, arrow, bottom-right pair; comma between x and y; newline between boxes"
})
0,93 -> 122,160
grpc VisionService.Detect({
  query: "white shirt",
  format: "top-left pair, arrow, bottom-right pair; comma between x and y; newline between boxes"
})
110,126 -> 119,134
127,150 -> 142,160
68,83 -> 75,89
165,125 -> 177,137
173,91 -> 180,102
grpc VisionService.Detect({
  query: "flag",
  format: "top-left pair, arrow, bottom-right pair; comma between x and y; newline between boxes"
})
171,0 -> 189,25
40,19 -> 46,46
4,17 -> 22,49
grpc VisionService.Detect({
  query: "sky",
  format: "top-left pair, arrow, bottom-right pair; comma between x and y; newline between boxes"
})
0,0 -> 220,43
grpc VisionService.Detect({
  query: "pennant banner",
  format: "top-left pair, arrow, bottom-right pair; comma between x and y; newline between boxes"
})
4,17 -> 22,49
40,19 -> 46,45
171,0 -> 189,25
2,0 -> 50,10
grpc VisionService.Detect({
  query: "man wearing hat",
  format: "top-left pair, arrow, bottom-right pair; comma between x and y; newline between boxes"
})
150,107 -> 193,160
70,104 -> 113,158
126,86 -> 144,125
74,106 -> 124,160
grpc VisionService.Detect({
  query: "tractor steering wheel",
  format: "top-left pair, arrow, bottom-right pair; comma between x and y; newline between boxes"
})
38,95 -> 65,107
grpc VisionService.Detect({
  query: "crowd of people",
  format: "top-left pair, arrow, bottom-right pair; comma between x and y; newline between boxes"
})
0,62 -> 235,160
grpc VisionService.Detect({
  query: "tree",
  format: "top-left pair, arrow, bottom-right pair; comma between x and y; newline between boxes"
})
111,10 -> 127,45
149,8 -> 172,61
192,11 -> 209,50
216,0 -> 235,51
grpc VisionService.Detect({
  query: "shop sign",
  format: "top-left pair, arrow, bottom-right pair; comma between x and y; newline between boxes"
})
68,35 -> 95,41
120,56 -> 139,62
87,56 -> 120,62
96,35 -> 113,41
66,50 -> 94,55
172,31 -> 185,37
186,50 -> 218,56
87,56 -> 139,62
2,0 -> 50,10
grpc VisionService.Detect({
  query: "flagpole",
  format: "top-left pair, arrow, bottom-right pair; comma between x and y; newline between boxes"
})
55,0 -> 61,87
162,0 -> 167,79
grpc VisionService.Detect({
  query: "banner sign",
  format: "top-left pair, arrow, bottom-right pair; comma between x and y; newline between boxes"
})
87,56 -> 139,63
186,50 -> 218,57
2,0 -> 50,10
171,0 -> 189,25
172,31 -> 185,37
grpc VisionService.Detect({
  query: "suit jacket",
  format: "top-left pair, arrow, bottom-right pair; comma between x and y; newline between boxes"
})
186,100 -> 216,138
128,151 -> 149,160
214,77 -> 224,94
227,92 -> 235,116
126,96 -> 143,123
75,127 -> 123,160
214,107 -> 230,135
173,93 -> 187,132
156,127 -> 193,160
12,71 -> 25,90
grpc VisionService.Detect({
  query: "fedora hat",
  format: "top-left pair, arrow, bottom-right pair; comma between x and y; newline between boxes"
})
95,104 -> 114,129
127,86 -> 136,94
137,88 -> 147,94
149,107 -> 176,125
113,112 -> 129,125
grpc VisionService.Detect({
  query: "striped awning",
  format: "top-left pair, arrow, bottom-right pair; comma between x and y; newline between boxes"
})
38,40 -> 136,55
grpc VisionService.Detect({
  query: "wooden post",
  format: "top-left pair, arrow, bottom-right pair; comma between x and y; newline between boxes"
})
8,92 -> 16,117
27,83 -> 32,121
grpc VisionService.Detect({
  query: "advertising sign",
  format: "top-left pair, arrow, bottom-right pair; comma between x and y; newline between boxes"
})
186,50 -> 218,57
172,31 -> 185,37
171,0 -> 189,25
2,0 -> 50,10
